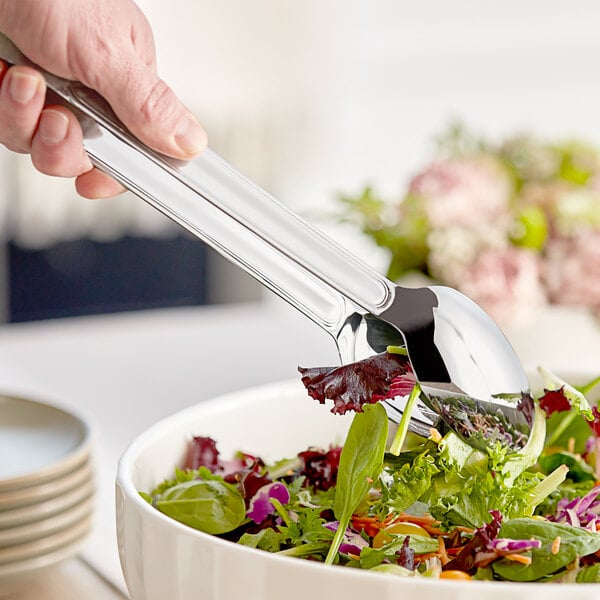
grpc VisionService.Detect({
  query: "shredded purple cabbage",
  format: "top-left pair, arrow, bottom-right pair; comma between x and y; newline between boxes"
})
489,538 -> 542,553
549,485 -> 600,529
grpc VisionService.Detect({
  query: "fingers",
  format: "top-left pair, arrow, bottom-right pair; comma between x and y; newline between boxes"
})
31,107 -> 125,197
75,168 -> 126,199
30,105 -> 92,177
0,64 -> 46,153
0,62 -> 125,198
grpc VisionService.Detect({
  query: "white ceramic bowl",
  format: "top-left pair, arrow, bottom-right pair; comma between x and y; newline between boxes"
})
117,378 -> 600,600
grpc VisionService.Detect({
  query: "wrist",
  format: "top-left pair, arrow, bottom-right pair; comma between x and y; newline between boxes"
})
0,0 -> 31,34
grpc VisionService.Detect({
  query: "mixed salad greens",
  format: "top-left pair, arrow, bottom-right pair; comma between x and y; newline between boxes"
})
141,352 -> 600,583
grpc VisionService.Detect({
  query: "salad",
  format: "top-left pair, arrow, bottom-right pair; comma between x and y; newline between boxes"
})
141,352 -> 600,583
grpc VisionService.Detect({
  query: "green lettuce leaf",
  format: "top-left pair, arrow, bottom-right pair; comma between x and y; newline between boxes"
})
493,518 -> 600,581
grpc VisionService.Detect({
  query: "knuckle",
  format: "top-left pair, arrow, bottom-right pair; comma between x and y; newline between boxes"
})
138,79 -> 178,124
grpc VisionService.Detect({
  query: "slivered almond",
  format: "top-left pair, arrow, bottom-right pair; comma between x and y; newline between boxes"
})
505,553 -> 532,565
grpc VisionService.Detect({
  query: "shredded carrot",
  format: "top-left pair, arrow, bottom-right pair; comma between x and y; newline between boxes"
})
351,514 -> 392,538
505,553 -> 532,565
438,536 -> 450,566
395,513 -> 438,525
454,526 -> 475,534
446,546 -> 465,556
421,526 -> 444,536
393,513 -> 444,535
414,552 -> 441,563
551,536 -> 561,555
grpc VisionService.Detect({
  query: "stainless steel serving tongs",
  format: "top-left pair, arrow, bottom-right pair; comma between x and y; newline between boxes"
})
0,34 -> 532,451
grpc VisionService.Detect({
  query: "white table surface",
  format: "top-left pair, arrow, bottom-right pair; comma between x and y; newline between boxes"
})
0,300 -> 338,597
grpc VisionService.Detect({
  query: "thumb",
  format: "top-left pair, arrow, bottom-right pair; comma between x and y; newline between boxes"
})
98,60 -> 207,160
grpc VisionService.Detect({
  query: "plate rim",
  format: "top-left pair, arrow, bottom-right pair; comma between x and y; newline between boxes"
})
0,514 -> 92,565
0,495 -> 94,548
0,479 -> 94,530
0,531 -> 89,584
0,393 -> 93,492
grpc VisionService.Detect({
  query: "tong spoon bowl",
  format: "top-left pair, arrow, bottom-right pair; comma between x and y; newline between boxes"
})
0,34 -> 531,451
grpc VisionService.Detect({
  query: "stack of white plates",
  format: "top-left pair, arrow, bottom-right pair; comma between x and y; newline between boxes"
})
0,394 -> 94,588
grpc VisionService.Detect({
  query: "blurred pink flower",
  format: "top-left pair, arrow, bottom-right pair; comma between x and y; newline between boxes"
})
408,158 -> 510,229
456,247 -> 547,327
544,232 -> 600,309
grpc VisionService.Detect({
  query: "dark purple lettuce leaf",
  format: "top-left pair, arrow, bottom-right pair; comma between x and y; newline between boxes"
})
539,388 -> 571,416
588,406 -> 600,437
516,393 -> 535,427
443,510 -> 503,573
184,436 -> 271,505
184,436 -> 221,471
298,352 -> 412,415
247,482 -> 290,524
298,447 -> 342,491
396,536 -> 415,570
224,459 -> 271,506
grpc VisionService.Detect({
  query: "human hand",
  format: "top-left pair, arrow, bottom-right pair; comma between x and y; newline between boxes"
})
0,0 -> 207,198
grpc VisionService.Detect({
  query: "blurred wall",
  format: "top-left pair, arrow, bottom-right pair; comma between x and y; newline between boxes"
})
141,0 -> 600,267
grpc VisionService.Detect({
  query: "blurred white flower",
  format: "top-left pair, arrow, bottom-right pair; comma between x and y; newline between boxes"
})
455,247 -> 547,327
551,190 -> 600,235
341,127 -> 600,327
408,158 -> 511,229
544,232 -> 600,310
427,224 -> 507,287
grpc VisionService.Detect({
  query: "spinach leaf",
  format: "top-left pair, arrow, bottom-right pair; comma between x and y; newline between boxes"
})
493,518 -> 600,581
357,534 -> 437,570
359,547 -> 386,569
156,478 -> 246,535
369,563 -> 414,577
238,528 -> 284,552
538,451 -> 596,483
325,402 -> 388,564
576,564 -> 600,583
545,411 -> 595,455
381,533 -> 439,555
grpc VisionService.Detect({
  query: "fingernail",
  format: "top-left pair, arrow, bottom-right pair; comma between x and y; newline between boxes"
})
175,116 -> 207,155
39,109 -> 69,144
9,71 -> 41,104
